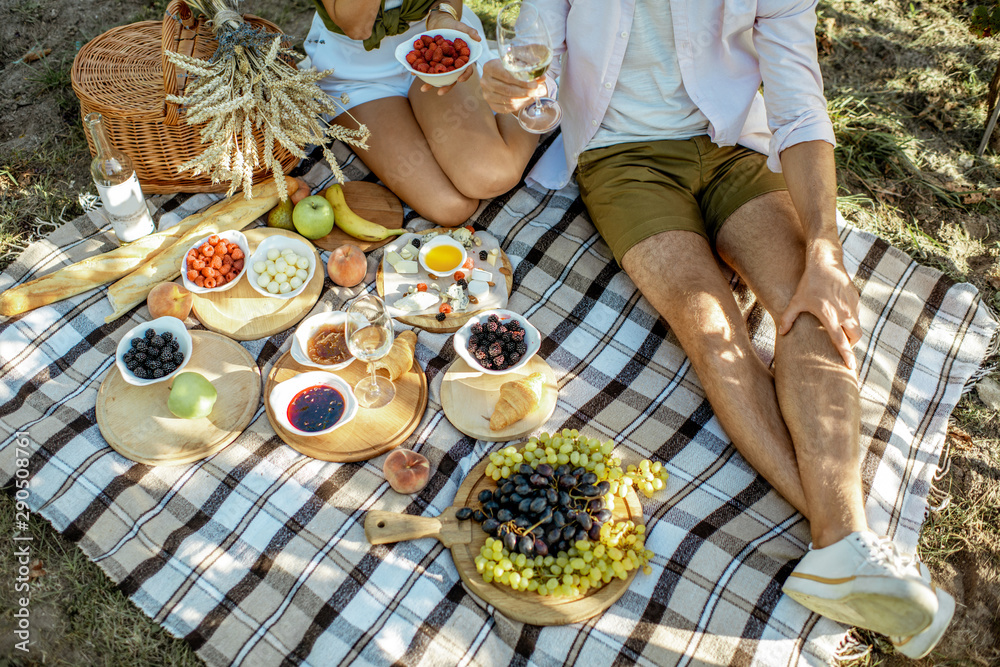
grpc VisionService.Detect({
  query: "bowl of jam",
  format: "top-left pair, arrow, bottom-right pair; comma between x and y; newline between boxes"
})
269,371 -> 358,437
291,311 -> 358,371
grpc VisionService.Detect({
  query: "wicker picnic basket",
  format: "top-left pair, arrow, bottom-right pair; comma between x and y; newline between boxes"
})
70,0 -> 299,194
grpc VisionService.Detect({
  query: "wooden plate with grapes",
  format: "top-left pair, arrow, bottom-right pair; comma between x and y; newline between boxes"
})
365,438 -> 647,626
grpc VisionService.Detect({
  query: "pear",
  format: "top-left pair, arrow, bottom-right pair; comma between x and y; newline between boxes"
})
267,199 -> 296,232
167,372 -> 218,419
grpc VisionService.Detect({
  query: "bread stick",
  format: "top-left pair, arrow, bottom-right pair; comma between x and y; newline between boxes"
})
105,177 -> 298,322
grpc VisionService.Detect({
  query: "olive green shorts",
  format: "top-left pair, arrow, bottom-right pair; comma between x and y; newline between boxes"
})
575,136 -> 787,266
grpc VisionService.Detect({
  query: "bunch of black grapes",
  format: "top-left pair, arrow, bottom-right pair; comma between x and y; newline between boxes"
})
456,463 -> 613,557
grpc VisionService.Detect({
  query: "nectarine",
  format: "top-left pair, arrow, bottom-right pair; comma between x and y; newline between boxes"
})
148,282 -> 193,321
384,449 -> 430,494
290,178 -> 311,205
327,243 -> 367,287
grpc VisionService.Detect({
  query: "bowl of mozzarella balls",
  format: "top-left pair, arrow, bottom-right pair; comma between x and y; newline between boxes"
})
247,235 -> 316,299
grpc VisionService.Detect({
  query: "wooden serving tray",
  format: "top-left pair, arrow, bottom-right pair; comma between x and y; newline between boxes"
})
440,356 -> 558,442
365,456 -> 642,626
376,229 -> 513,334
264,351 -> 428,462
96,330 -> 261,465
313,181 -> 405,253
190,228 -> 324,341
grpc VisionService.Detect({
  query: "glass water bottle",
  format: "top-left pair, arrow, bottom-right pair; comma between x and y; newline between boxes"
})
85,113 -> 155,242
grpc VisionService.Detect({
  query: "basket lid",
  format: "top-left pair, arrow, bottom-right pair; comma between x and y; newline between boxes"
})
71,21 -> 167,121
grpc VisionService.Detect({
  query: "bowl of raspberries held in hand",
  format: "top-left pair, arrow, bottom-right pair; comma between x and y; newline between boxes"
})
395,30 -> 483,87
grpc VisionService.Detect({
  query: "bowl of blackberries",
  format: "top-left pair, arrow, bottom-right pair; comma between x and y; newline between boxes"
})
454,309 -> 540,375
115,317 -> 193,386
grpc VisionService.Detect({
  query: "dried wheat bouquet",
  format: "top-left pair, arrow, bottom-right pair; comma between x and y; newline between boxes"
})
166,0 -> 370,200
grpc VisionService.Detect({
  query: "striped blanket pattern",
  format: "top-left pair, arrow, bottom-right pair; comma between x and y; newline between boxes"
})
1,138 -> 995,666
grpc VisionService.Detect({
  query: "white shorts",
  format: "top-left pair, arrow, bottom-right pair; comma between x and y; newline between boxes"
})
303,10 -> 494,112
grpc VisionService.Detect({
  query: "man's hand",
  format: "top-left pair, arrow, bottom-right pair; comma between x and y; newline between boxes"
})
778,250 -> 862,371
479,59 -> 547,114
417,15 -> 480,95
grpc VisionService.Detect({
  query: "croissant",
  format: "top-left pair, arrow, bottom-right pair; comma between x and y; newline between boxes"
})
490,372 -> 544,431
372,329 -> 416,380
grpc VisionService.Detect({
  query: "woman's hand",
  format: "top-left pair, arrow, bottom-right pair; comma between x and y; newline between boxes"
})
479,59 -> 547,114
417,13 -> 481,95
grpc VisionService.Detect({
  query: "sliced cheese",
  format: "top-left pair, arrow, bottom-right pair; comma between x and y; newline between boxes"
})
399,244 -> 416,260
393,291 -> 439,313
385,250 -> 403,268
395,260 -> 419,274
446,283 -> 469,312
487,248 -> 499,266
468,279 -> 489,299
470,268 -> 491,282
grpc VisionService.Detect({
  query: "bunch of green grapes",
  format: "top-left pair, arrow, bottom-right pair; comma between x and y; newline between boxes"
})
475,521 -> 653,597
471,430 -> 668,596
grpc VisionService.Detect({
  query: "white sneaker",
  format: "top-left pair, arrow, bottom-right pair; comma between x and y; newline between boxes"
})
889,561 -> 955,659
782,531 -> 938,636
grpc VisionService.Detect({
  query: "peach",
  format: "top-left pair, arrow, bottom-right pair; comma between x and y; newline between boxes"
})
147,282 -> 193,321
327,243 -> 367,287
290,178 -> 311,205
384,449 -> 430,494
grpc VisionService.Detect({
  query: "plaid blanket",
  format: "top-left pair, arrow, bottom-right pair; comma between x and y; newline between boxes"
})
1,138 -> 995,667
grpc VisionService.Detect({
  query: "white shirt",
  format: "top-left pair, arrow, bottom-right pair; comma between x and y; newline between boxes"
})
526,0 -> 837,190
587,0 -> 709,150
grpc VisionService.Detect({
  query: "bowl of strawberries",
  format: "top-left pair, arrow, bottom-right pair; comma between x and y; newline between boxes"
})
394,29 -> 483,87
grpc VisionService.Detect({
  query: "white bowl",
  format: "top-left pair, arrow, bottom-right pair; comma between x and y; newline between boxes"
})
417,235 -> 468,276
246,235 -> 317,300
116,316 -> 193,386
269,371 -> 358,437
291,311 -> 362,371
180,230 -> 250,294
453,309 -> 540,375
394,29 -> 484,88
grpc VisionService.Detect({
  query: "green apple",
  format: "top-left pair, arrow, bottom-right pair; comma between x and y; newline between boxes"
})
167,372 -> 218,419
267,199 -> 296,232
292,195 -> 335,239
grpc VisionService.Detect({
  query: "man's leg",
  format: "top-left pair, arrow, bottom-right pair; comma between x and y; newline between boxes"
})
621,231 -> 811,516
714,191 -> 867,548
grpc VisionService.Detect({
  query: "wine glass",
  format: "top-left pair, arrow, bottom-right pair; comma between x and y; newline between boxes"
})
496,1 -> 562,134
345,294 -> 396,409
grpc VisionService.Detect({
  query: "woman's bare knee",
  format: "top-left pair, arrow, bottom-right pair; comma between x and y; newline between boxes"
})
414,193 -> 479,227
451,161 -> 524,200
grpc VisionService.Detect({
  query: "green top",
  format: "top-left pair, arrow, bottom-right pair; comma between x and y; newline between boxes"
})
313,0 -> 439,51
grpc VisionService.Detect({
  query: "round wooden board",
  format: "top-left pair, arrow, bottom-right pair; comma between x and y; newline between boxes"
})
96,331 -> 261,465
190,228 -> 325,341
367,456 -> 642,626
376,229 -> 514,334
440,356 -> 558,442
313,181 -> 405,253
264,351 -> 428,462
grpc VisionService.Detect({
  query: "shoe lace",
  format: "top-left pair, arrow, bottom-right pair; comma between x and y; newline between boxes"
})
867,536 -> 918,575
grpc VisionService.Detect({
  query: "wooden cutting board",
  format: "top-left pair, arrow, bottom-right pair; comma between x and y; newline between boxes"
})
376,229 -> 514,334
365,456 -> 642,626
313,181 -> 405,253
440,356 -> 558,442
191,228 -> 324,341
96,330 -> 261,465
264,351 -> 428,461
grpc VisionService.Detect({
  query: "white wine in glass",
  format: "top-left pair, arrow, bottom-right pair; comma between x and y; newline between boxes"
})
497,1 -> 562,133
346,294 -> 396,409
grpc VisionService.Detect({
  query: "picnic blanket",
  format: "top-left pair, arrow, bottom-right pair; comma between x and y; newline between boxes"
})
1,136 -> 996,667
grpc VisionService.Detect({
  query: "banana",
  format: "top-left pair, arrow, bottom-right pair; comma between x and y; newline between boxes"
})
324,184 -> 407,242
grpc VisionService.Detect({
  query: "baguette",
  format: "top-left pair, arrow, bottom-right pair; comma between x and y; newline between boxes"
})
105,177 -> 298,322
0,214 -> 212,318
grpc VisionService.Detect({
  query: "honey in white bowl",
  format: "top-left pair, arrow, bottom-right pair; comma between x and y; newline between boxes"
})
424,243 -> 464,273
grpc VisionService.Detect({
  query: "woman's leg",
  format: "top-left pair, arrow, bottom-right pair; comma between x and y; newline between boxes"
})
408,73 -> 539,200
334,97 -> 479,226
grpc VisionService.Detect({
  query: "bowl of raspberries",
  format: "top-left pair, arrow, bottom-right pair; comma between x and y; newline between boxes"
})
115,316 -> 193,386
454,309 -> 540,375
394,29 -> 482,87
